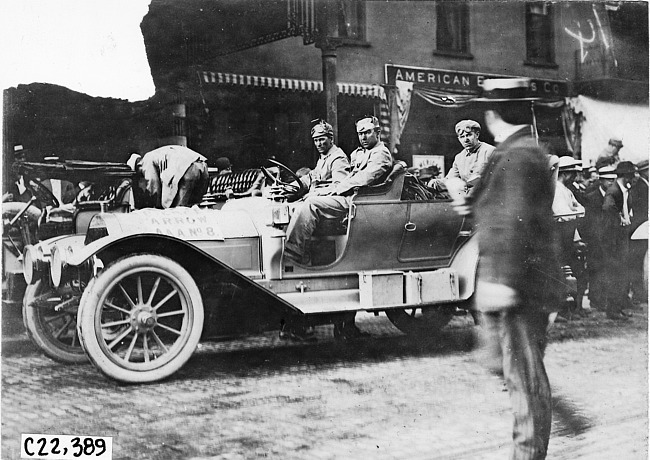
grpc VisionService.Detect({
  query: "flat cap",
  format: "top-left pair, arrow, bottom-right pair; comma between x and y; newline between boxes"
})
455,120 -> 481,135
127,153 -> 142,171
311,120 -> 334,138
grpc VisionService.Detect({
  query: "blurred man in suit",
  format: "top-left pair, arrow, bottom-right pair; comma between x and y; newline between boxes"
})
450,78 -> 560,460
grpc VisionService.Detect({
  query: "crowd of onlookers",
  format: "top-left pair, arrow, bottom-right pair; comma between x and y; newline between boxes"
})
555,139 -> 647,321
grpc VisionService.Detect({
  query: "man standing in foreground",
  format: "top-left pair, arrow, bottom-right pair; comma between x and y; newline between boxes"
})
450,78 -> 560,460
127,145 -> 209,208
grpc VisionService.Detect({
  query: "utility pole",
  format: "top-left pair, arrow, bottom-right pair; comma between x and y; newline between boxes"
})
315,0 -> 340,141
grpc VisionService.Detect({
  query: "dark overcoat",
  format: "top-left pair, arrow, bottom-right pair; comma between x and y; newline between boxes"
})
472,126 -> 561,312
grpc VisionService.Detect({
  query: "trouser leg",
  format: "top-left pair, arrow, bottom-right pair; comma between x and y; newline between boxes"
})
174,162 -> 208,207
479,310 -> 551,460
284,195 -> 348,257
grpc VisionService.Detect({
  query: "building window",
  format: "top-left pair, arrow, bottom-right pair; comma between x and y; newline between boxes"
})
338,0 -> 366,42
435,1 -> 470,56
525,2 -> 556,66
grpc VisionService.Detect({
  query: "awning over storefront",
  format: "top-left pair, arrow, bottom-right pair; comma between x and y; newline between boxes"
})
198,71 -> 391,143
200,71 -> 386,99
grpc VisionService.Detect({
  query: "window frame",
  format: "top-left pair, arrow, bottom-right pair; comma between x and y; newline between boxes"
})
524,2 -> 558,68
433,1 -> 473,60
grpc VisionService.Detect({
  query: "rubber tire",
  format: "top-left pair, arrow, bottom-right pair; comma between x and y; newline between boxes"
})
23,279 -> 87,363
77,254 -> 204,383
385,307 -> 453,336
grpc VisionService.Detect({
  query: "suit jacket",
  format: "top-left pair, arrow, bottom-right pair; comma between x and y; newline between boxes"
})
601,181 -> 630,259
581,187 -> 607,261
472,126 -> 561,312
629,177 -> 648,233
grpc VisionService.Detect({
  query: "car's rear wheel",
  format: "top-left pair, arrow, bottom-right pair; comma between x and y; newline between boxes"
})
23,279 -> 87,363
78,254 -> 203,383
385,306 -> 454,335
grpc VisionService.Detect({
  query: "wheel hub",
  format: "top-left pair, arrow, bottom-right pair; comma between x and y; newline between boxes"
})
132,307 -> 157,332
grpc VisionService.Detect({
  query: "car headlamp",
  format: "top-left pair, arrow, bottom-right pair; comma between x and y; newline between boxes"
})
49,245 -> 67,288
23,244 -> 46,285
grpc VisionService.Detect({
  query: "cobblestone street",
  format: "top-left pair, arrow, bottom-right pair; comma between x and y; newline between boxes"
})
2,307 -> 647,459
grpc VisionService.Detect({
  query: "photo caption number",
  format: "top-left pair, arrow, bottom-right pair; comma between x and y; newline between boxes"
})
21,434 -> 112,460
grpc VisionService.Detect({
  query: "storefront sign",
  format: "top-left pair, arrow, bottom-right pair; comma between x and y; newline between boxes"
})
385,64 -> 568,98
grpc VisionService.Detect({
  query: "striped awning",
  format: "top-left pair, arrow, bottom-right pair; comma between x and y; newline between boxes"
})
200,71 -> 386,99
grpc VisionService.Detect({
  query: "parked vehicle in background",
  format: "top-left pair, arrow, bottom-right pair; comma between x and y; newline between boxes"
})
3,159 -> 134,363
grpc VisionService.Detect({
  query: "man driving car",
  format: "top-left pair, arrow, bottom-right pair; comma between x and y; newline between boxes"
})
284,115 -> 392,266
299,119 -> 351,192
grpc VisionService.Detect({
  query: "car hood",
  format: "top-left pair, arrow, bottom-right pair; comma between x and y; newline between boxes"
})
96,207 -> 260,241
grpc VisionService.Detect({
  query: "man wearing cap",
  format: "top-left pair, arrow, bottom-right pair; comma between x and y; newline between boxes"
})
428,120 -> 494,194
128,145 -> 209,209
595,136 -> 623,169
581,166 -> 618,310
628,159 -> 648,304
552,156 -> 587,317
601,161 -> 639,319
447,119 -> 495,191
450,78 -> 560,460
552,156 -> 585,222
298,120 -> 351,192
285,115 -> 392,265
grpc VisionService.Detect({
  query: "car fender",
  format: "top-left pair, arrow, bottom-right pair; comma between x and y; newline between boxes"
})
64,233 -> 301,316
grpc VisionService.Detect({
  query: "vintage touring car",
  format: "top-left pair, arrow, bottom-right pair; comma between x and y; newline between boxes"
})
4,160 -> 134,363
23,160 -> 486,383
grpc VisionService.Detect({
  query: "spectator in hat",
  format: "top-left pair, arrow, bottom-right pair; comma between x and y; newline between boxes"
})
553,156 -> 585,222
127,145 -> 209,209
628,159 -> 648,305
450,78 -> 559,460
601,161 -> 639,319
428,119 -> 495,194
595,136 -> 623,169
581,166 -> 617,310
552,156 -> 587,317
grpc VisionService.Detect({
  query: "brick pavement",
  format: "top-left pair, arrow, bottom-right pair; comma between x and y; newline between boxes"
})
1,309 -> 647,459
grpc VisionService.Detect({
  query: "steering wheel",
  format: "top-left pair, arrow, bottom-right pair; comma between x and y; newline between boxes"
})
261,159 -> 308,203
26,178 -> 59,208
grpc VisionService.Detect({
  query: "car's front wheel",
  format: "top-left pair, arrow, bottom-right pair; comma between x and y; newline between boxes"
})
23,279 -> 87,363
77,254 -> 204,383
